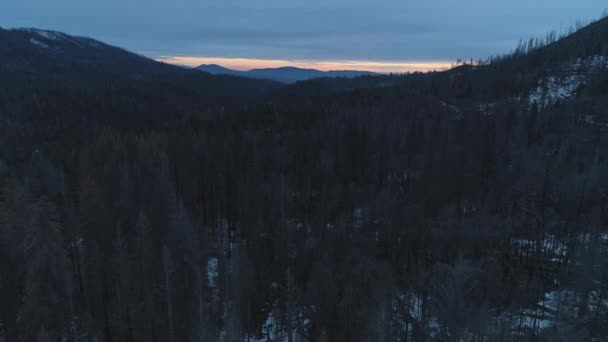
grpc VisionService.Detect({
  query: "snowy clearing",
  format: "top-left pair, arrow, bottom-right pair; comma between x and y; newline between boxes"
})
529,55 -> 608,108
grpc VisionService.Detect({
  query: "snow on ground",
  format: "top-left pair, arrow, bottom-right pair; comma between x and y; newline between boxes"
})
20,28 -> 66,41
29,38 -> 49,49
406,293 -> 423,321
399,292 -> 440,338
254,306 -> 309,342
511,234 -> 568,260
529,74 -> 584,107
214,302 -> 308,342
247,310 -> 283,342
520,287 -> 607,334
207,257 -> 218,288
70,237 -> 84,249
511,231 -> 608,334
19,28 -> 103,49
529,56 -> 608,108
519,290 -> 562,331
569,55 -> 608,71
512,231 -> 608,261
34,29 -> 62,40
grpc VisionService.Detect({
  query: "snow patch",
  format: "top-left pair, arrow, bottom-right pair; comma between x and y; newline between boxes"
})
519,291 -> 561,331
529,74 -> 585,107
207,257 -> 218,288
511,234 -> 568,260
529,56 -> 608,108
518,283 -> 608,335
88,41 -> 103,49
19,28 -> 94,48
569,55 -> 608,71
29,38 -> 49,49
22,28 -> 66,41
69,237 -> 85,251
402,293 -> 440,338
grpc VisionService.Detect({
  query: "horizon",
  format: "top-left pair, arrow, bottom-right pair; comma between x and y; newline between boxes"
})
2,1 -> 605,73
156,56 -> 453,73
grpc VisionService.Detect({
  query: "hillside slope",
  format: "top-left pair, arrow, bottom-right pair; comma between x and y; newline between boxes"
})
280,16 -> 608,101
0,28 -> 282,123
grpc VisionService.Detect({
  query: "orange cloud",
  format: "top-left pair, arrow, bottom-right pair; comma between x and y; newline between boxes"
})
156,56 -> 453,73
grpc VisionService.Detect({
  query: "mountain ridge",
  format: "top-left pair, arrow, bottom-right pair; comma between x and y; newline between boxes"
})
0,27 -> 282,123
196,63 -> 379,83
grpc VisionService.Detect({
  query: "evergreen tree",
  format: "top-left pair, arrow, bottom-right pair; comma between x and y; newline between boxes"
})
19,197 -> 72,340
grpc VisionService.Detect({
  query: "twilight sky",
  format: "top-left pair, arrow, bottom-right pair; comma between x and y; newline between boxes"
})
1,1 -> 606,72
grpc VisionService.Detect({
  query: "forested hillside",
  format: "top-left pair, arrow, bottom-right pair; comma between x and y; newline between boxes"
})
1,17 -> 608,342
0,28 -> 281,124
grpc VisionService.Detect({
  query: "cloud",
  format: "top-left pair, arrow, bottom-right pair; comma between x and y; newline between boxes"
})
1,0 -> 606,66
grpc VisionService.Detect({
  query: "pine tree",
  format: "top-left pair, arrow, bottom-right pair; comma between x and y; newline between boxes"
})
19,197 -> 72,340
163,245 -> 175,342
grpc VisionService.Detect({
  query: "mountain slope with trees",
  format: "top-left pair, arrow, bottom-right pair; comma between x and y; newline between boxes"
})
0,15 -> 608,342
0,28 -> 281,123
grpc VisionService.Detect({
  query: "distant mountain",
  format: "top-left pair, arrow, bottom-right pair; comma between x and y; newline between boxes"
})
197,64 -> 244,76
196,64 -> 379,83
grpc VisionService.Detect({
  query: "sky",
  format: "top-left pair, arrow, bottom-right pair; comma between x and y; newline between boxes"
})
1,1 -> 606,72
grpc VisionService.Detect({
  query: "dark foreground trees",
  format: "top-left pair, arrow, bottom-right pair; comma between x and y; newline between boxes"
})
0,78 -> 607,341
2,16 -> 608,340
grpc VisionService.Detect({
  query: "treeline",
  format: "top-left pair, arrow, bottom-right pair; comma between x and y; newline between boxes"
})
1,72 -> 608,341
